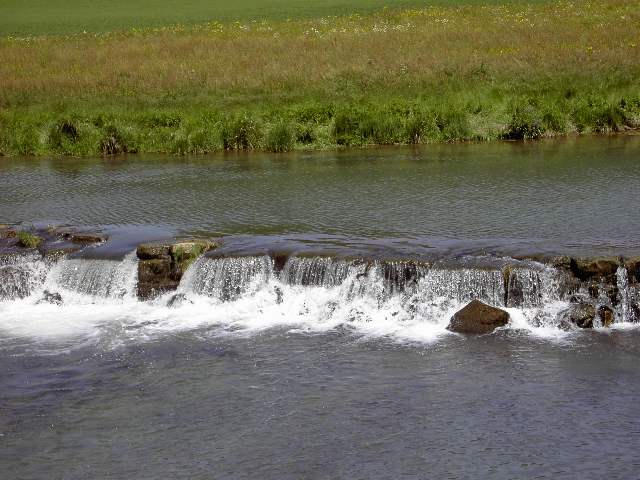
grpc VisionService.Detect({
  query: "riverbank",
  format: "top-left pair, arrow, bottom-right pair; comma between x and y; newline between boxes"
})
1,0 -> 639,156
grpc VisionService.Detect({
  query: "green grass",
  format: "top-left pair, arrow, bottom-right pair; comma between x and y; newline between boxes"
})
0,0 -> 549,36
17,231 -> 42,248
0,0 -> 637,156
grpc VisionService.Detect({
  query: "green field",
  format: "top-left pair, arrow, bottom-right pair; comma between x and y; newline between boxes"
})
0,0 -> 638,156
0,0 -> 549,36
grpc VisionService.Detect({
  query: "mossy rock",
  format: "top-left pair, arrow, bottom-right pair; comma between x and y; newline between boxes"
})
137,243 -> 172,260
171,240 -> 217,271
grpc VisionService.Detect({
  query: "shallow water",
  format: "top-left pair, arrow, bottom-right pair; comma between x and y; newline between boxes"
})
1,136 -> 640,256
1,137 -> 640,479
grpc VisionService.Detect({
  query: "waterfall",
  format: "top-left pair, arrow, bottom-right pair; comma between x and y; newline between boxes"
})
45,252 -> 138,300
616,266 -> 639,323
180,255 -> 273,300
0,252 -> 49,300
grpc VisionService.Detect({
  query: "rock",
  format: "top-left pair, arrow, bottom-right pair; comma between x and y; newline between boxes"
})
562,302 -> 596,329
571,257 -> 620,282
625,257 -> 640,284
69,232 -> 107,244
42,245 -> 82,261
37,290 -> 63,305
597,305 -> 615,327
446,299 -> 510,334
137,258 -> 178,299
136,243 -> 172,260
137,238 -> 218,300
167,293 -> 190,308
547,255 -> 572,271
586,281 -> 618,305
0,226 -> 16,239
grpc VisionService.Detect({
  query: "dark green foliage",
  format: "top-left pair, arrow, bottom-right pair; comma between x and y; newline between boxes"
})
100,124 -> 134,155
436,109 -> 471,141
221,115 -> 260,150
2,85 -> 640,157
619,97 -> 640,127
331,108 -> 362,146
403,111 -> 439,144
48,118 -> 80,152
541,107 -> 568,134
265,121 -> 295,152
295,123 -> 316,144
290,103 -> 335,124
14,124 -> 41,155
504,103 -> 545,140
141,111 -> 182,128
358,111 -> 401,144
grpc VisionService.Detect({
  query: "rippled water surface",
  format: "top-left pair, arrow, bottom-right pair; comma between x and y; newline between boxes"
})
1,136 -> 640,256
2,137 -> 640,479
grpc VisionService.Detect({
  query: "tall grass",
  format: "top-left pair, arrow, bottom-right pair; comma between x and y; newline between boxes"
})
0,0 -> 639,156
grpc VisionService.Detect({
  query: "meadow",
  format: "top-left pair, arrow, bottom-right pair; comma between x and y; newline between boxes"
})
0,0 -> 551,35
0,0 -> 639,156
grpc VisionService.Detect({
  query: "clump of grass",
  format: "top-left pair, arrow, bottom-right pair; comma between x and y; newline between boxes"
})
331,108 -> 362,146
221,115 -> 261,150
358,111 -> 401,145
295,123 -> 316,145
100,124 -> 134,155
436,109 -> 471,142
403,111 -> 439,144
17,231 -> 42,248
265,121 -> 295,152
504,103 -> 545,140
48,118 -> 79,151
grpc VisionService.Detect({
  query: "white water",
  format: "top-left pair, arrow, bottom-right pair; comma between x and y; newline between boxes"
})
0,253 -> 638,350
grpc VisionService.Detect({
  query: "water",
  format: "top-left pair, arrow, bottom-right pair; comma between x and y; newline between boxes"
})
1,136 -> 640,256
2,136 -> 640,478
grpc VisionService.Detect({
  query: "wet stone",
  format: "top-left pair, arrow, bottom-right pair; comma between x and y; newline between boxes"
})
447,299 -> 510,334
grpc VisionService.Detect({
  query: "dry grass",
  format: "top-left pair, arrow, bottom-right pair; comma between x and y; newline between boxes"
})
1,0 -> 638,104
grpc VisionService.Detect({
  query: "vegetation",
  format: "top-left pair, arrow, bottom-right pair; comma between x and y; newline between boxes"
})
17,231 -> 42,248
0,0 -> 551,36
0,0 -> 639,156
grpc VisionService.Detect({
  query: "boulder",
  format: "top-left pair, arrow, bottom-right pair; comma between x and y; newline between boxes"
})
571,257 -> 620,282
562,302 -> 596,329
447,299 -> 510,334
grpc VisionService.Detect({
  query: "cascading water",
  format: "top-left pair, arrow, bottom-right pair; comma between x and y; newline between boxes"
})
0,251 -> 50,300
616,266 -> 639,323
1,251 -> 639,347
180,255 -> 273,300
44,251 -> 139,300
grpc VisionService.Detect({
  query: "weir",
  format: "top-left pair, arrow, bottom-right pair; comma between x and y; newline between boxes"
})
1,249 -> 639,333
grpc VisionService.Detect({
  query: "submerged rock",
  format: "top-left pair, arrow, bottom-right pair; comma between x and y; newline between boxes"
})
37,290 -> 63,305
447,299 -> 510,334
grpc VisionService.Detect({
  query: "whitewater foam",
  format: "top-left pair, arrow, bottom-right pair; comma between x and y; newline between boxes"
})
0,252 -> 638,350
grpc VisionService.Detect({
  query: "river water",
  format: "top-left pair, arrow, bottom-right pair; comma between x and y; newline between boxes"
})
1,137 -> 640,479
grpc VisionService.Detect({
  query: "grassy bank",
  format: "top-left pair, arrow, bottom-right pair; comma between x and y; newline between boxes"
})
1,0 -> 639,156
